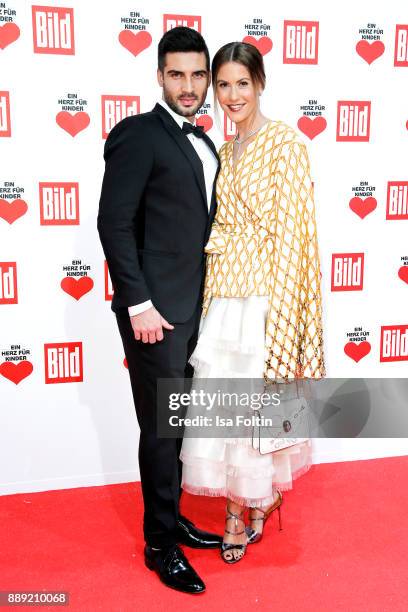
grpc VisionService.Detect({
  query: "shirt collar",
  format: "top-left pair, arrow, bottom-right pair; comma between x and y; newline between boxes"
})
157,98 -> 196,129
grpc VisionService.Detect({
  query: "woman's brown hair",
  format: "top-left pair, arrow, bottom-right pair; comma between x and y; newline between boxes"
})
211,41 -> 266,91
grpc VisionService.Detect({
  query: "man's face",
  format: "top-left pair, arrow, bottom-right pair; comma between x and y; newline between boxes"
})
157,51 -> 210,118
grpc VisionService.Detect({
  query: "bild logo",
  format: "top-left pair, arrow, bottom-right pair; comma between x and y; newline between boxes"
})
283,20 -> 319,64
0,262 -> 17,304
0,91 -> 11,137
336,101 -> 371,142
380,325 -> 408,362
331,253 -> 364,291
39,182 -> 79,225
394,25 -> 408,67
163,14 -> 201,33
32,5 -> 74,55
386,181 -> 408,220
101,95 -> 140,139
104,261 -> 113,301
224,112 -> 237,141
44,341 -> 83,383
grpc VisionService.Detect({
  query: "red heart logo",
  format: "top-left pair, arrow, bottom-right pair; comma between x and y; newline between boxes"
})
398,266 -> 408,285
297,116 -> 327,140
56,111 -> 90,137
356,40 -> 385,64
349,196 -> 377,219
119,30 -> 152,56
196,114 -> 213,132
242,36 -> 273,56
0,23 -> 20,50
0,360 -> 33,384
344,341 -> 371,362
123,357 -> 128,369
61,276 -> 94,300
0,198 -> 28,224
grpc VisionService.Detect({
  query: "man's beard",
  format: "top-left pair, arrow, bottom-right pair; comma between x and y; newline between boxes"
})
163,88 -> 206,118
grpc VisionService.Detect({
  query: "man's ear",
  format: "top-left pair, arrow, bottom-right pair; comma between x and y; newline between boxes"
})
157,68 -> 164,87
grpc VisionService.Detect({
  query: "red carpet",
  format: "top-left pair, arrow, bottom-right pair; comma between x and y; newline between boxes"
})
1,456 -> 408,611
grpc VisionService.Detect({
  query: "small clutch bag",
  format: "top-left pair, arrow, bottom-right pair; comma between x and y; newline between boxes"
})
252,378 -> 311,454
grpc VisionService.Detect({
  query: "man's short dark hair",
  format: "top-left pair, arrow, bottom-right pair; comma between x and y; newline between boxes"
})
158,26 -> 210,72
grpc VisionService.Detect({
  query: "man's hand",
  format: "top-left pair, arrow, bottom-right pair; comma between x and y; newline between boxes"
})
130,306 -> 174,343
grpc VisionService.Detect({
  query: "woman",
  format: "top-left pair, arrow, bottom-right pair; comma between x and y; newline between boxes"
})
180,42 -> 325,564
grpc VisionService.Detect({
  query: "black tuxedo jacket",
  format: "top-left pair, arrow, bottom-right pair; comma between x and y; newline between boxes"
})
97,103 -> 220,323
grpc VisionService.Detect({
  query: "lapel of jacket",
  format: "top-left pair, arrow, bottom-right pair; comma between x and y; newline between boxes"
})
201,131 -> 220,225
200,129 -> 219,161
153,103 -> 219,215
206,162 -> 220,239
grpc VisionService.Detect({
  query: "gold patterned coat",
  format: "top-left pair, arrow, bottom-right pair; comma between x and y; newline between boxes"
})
202,120 -> 325,381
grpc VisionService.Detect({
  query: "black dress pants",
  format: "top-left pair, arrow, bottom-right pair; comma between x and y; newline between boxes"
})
115,303 -> 201,548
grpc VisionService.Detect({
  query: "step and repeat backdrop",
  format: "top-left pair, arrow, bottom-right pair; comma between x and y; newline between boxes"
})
1,1 -> 408,494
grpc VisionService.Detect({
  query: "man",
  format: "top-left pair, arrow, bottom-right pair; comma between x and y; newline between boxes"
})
97,27 -> 221,594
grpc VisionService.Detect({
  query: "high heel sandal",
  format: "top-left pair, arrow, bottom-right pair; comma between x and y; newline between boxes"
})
245,490 -> 283,544
221,505 -> 248,564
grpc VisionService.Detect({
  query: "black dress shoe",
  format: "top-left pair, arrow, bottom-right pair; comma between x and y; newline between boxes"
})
177,515 -> 223,549
144,544 -> 205,594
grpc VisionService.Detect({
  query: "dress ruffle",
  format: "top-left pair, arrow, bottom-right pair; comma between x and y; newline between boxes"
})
180,295 -> 313,508
181,460 -> 313,508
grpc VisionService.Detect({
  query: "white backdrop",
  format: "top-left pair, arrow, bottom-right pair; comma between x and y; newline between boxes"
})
1,0 -> 408,495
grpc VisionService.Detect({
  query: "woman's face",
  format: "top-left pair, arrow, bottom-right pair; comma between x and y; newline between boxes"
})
215,61 -> 261,125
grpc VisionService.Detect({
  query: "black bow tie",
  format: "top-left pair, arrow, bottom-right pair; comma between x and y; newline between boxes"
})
182,122 -> 205,138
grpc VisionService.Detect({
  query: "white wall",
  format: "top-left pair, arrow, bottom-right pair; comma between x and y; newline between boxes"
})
1,0 -> 407,495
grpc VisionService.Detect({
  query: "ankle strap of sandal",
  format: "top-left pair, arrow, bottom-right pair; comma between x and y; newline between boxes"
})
225,507 -> 245,535
250,491 -> 283,521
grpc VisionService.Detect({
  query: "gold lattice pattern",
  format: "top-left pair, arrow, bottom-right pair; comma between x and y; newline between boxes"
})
203,120 -> 326,380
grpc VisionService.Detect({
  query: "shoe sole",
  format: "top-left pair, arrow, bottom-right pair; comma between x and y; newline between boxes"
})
144,558 -> 206,594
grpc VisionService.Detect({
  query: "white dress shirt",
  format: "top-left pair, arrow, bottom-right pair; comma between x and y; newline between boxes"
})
128,98 -> 218,318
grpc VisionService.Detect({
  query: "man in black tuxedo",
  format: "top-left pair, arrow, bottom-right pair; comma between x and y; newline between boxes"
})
97,27 -> 221,594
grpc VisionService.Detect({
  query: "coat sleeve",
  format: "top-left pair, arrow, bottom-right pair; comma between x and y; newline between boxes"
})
265,140 -> 326,380
97,117 -> 153,308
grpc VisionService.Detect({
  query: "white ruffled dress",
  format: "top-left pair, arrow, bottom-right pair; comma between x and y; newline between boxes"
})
180,295 -> 312,508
